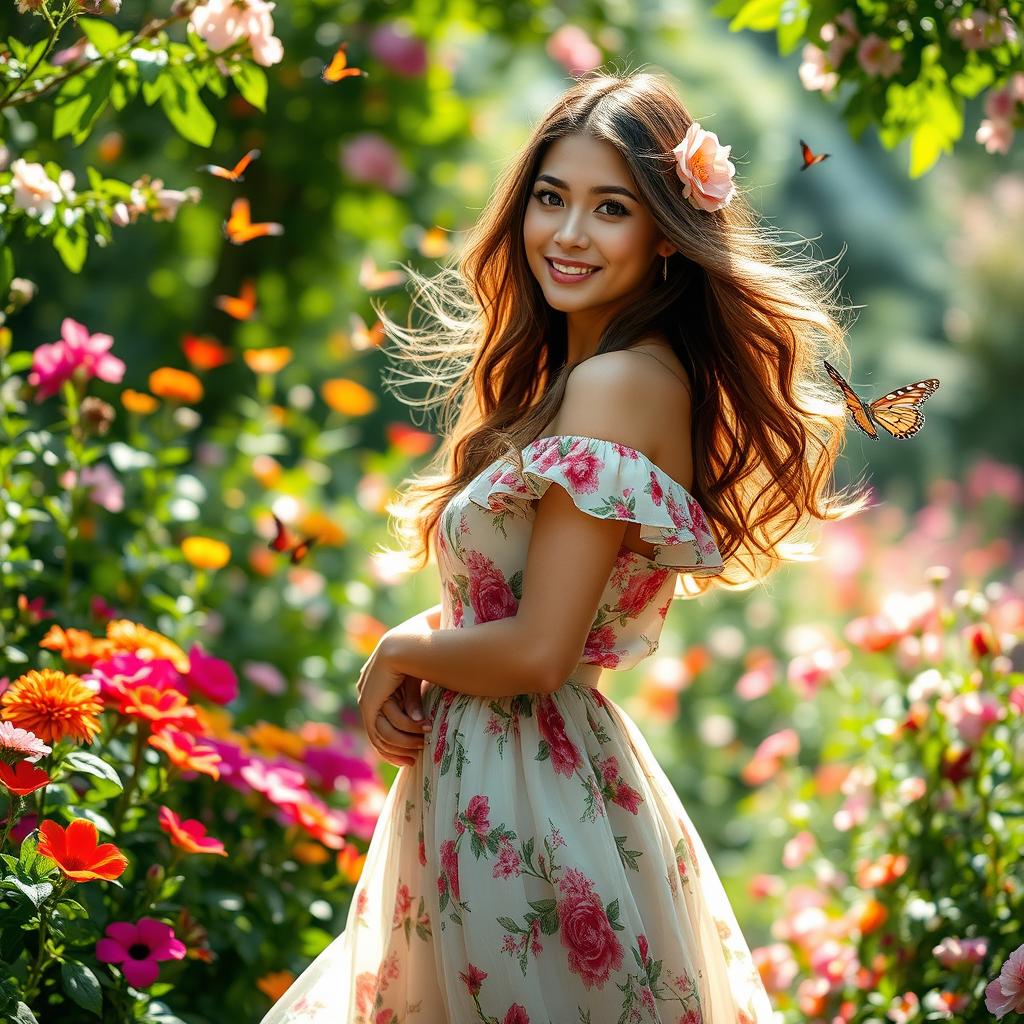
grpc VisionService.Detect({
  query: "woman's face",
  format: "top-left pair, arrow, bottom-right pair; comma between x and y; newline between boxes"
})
523,134 -> 671,323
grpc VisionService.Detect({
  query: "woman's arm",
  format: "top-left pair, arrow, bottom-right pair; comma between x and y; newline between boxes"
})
381,617 -> 553,699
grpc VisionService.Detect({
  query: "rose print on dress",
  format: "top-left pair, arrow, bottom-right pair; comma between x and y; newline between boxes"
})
535,695 -> 583,777
465,550 -> 519,623
554,866 -> 625,991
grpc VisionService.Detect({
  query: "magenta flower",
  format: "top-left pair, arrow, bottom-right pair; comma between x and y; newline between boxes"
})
95,917 -> 186,987
28,317 -> 126,402
185,643 -> 238,705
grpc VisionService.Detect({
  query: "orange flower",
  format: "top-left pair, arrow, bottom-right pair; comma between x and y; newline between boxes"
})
336,841 -> 366,884
257,970 -> 296,1002
39,624 -> 118,669
37,818 -> 128,882
243,347 -> 292,374
245,721 -> 306,760
291,841 -> 331,865
1,669 -> 103,745
158,805 -> 227,856
855,852 -> 909,889
148,727 -> 221,779
320,378 -> 376,416
121,389 -> 159,415
149,367 -> 204,404
117,687 -> 200,733
181,334 -> 232,370
251,454 -> 282,488
181,536 -> 231,570
0,759 -> 50,796
105,620 -> 190,672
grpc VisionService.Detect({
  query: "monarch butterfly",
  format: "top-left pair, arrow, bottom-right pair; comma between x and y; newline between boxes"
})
799,139 -> 830,171
222,197 -> 284,245
197,148 -> 261,182
824,360 -> 940,440
321,42 -> 368,83
214,280 -> 257,321
269,514 -> 319,565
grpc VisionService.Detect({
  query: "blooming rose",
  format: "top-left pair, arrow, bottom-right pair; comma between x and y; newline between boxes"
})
556,867 -> 623,989
536,696 -> 582,777
672,121 -> 737,213
465,552 -> 517,623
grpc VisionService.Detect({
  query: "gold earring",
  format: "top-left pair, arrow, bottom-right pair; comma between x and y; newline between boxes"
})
662,255 -> 668,282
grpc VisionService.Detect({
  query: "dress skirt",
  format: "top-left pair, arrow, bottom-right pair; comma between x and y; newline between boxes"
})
260,670 -> 775,1023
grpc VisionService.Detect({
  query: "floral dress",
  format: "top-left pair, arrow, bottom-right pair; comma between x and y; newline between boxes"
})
260,434 -> 776,1024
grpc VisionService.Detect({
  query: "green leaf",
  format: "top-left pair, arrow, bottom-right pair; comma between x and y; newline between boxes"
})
232,63 -> 267,110
1,877 -> 52,908
76,17 -> 124,55
53,64 -> 115,142
776,0 -> 810,55
0,244 -> 13,301
159,70 -> 215,147
14,1002 -> 39,1024
53,224 -> 90,274
61,962 -> 102,1017
729,0 -> 783,32
909,80 -> 963,178
63,752 -> 123,792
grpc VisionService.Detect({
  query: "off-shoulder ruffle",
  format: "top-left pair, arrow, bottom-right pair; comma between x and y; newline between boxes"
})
465,434 -> 724,577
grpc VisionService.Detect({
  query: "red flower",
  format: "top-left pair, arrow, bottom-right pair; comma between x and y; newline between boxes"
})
536,696 -> 582,777
118,686 -> 200,733
157,806 -> 227,856
458,961 -> 487,996
0,759 -> 50,796
148,727 -> 221,779
36,818 -> 128,882
555,867 -> 623,989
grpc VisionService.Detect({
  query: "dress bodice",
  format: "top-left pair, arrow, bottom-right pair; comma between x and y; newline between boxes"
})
434,434 -> 723,683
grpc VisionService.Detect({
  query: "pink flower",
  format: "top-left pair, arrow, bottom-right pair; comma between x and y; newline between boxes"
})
787,646 -> 850,699
466,552 -> 518,624
95,917 -> 186,987
933,935 -> 989,968
189,0 -> 284,67
65,463 -> 124,513
986,943 -> 1024,1018
798,45 -> 838,94
949,10 -> 1018,51
752,943 -> 800,993
368,23 -> 428,77
782,830 -> 816,869
185,643 -> 238,705
555,867 -> 623,989
545,24 -> 602,77
977,118 -> 1015,155
440,838 -> 460,901
856,34 -> 902,78
28,317 -> 126,402
886,992 -> 919,1023
937,691 -> 1005,743
617,568 -> 669,618
536,696 -> 583,778
339,132 -> 410,193
242,660 -> 287,695
10,159 -> 63,223
0,722 -> 52,763
672,121 -> 737,213
84,654 -> 184,702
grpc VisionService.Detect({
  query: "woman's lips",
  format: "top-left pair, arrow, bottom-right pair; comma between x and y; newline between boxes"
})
545,258 -> 602,285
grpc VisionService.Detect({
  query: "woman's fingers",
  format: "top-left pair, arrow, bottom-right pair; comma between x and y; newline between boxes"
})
381,693 -> 432,737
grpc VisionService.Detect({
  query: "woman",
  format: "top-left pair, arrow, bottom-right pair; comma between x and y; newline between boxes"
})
262,69 -> 869,1023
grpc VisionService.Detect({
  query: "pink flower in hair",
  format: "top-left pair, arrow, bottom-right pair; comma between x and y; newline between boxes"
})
671,122 -> 737,213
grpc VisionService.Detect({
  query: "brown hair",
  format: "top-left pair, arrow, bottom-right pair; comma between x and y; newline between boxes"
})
372,68 -> 872,596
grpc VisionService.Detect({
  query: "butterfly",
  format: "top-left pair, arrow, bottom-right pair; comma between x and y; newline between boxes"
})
321,42 -> 368,83
824,360 -> 940,440
215,280 -> 257,320
269,514 -> 319,565
358,255 -> 407,292
197,148 -> 262,182
222,197 -> 284,245
799,139 -> 830,171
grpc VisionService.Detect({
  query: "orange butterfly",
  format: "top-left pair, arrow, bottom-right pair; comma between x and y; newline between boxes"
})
222,197 -> 284,245
269,514 -> 319,564
215,280 -> 257,321
321,42 -> 368,83
824,360 -> 940,440
197,148 -> 262,182
799,139 -> 830,171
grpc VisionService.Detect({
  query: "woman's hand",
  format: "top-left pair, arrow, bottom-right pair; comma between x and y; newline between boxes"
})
356,640 -> 432,768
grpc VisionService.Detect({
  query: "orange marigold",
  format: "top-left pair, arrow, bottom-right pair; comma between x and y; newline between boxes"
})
242,346 -> 292,374
1,669 -> 103,745
39,624 -> 118,669
320,378 -> 376,416
121,389 -> 159,415
149,367 -> 204,404
105,619 -> 190,672
181,536 -> 231,570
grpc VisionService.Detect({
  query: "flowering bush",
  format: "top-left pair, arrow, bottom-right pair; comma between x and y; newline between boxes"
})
712,0 -> 1024,174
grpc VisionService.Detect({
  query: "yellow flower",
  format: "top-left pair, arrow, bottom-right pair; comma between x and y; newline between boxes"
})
1,669 -> 103,745
181,536 -> 231,570
149,367 -> 204,404
321,378 -> 376,416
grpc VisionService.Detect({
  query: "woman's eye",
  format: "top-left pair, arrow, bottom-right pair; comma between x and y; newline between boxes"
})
532,189 -> 628,217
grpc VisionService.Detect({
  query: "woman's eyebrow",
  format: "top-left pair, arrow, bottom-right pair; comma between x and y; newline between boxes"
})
534,173 -> 639,203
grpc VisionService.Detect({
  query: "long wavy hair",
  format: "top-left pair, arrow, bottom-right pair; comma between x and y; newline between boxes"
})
373,68 -> 873,597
